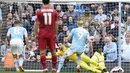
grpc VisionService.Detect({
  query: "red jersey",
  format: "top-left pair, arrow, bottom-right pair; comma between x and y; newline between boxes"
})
36,7 -> 58,35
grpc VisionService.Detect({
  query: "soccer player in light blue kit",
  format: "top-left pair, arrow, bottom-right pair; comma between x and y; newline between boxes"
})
6,20 -> 29,72
56,20 -> 89,73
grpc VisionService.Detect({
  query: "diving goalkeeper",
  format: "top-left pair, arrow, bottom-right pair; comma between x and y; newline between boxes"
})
46,41 -> 109,73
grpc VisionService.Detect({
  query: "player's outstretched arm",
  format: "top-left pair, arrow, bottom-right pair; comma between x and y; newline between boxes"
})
64,32 -> 72,42
89,39 -> 93,56
46,51 -> 63,59
65,35 -> 71,41
65,28 -> 75,41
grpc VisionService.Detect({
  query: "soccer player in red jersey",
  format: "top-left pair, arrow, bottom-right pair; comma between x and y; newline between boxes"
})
34,0 -> 58,72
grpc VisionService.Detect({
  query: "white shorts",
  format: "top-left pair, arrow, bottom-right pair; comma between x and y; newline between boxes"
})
10,39 -> 24,55
70,46 -> 85,54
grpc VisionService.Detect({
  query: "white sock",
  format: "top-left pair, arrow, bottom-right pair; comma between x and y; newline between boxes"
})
57,56 -> 65,72
18,57 -> 24,66
14,59 -> 19,71
77,56 -> 81,68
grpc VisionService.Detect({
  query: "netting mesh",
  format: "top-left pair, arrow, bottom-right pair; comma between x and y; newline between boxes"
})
0,1 -> 130,73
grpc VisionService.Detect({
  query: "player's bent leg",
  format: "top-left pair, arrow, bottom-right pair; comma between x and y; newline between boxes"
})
68,56 -> 101,73
14,59 -> 19,71
14,40 -> 24,72
80,60 -> 102,73
56,49 -> 73,73
11,45 -> 19,72
76,53 -> 82,72
18,55 -> 24,72
12,53 -> 20,72
56,56 -> 65,73
81,53 -> 109,73
68,54 -> 103,73
89,59 -> 105,71
48,36 -> 57,71
13,54 -> 23,72
38,37 -> 48,73
40,49 -> 48,72
81,53 -> 105,70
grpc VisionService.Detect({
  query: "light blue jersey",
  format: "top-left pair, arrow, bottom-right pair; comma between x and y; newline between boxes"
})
70,27 -> 89,53
7,27 -> 27,41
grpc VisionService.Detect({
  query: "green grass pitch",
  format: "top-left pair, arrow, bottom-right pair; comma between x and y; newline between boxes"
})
0,72 -> 78,73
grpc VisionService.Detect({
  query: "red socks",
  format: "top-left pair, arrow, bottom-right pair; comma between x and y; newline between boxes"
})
52,55 -> 57,69
40,55 -> 47,69
40,54 -> 57,69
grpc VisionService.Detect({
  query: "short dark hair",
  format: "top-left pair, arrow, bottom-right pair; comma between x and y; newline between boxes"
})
14,20 -> 22,25
42,0 -> 50,5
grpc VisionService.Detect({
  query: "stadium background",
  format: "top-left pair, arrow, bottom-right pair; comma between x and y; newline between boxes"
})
0,0 -> 130,73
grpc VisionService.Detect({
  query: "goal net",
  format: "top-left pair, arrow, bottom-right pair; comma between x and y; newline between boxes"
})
0,0 -> 129,73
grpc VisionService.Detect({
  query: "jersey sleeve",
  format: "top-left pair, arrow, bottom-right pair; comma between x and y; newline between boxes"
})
46,51 -> 62,59
56,50 -> 63,56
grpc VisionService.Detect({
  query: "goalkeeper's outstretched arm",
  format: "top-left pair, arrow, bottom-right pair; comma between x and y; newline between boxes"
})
46,51 -> 62,59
